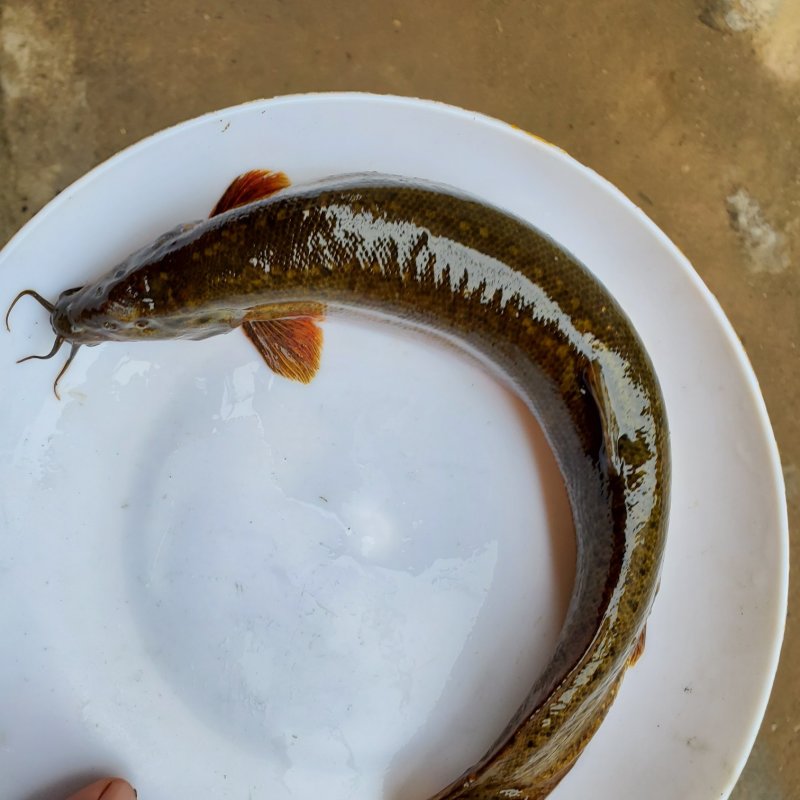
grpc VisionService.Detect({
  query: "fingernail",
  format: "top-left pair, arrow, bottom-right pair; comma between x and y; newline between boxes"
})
99,779 -> 137,800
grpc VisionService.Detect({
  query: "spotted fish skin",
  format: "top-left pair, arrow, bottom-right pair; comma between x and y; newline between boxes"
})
49,175 -> 670,798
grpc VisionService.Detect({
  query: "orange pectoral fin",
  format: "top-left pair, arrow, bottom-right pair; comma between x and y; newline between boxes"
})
211,169 -> 291,217
627,624 -> 647,668
243,315 -> 324,384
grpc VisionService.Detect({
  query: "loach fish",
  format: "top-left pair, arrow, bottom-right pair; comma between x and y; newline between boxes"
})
7,169 -> 669,799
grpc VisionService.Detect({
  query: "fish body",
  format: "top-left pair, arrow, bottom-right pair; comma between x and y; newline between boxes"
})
16,173 -> 669,799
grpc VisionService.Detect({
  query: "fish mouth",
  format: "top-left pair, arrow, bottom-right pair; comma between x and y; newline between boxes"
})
5,284 -> 94,348
51,293 -> 106,344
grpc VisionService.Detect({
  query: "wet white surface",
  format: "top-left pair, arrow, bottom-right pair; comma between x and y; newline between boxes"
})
0,316 -> 573,800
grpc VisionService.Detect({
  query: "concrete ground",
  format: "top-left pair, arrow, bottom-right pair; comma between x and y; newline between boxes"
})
0,1 -> 797,797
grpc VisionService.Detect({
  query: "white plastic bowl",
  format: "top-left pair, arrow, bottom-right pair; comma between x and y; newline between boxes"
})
0,94 -> 787,800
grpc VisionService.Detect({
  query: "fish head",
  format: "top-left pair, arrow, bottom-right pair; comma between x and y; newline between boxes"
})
51,220 -> 239,343
50,285 -> 107,345
52,279 -> 236,344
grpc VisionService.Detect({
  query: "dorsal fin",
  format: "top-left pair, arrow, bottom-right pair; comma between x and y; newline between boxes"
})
243,316 -> 323,383
210,169 -> 291,217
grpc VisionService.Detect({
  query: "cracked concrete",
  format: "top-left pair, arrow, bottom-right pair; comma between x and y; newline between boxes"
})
727,187 -> 792,273
701,0 -> 800,80
0,1 -> 797,798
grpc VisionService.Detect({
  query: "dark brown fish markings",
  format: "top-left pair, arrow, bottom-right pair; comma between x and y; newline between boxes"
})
7,170 -> 669,799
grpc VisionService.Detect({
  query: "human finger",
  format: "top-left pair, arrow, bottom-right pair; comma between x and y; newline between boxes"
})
65,778 -> 136,800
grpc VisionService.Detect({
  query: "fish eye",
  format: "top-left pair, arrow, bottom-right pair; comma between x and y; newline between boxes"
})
135,319 -> 149,329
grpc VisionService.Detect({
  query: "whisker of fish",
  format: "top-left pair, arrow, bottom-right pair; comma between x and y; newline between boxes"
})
5,288 -> 55,331
16,335 -> 65,364
52,343 -> 81,400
